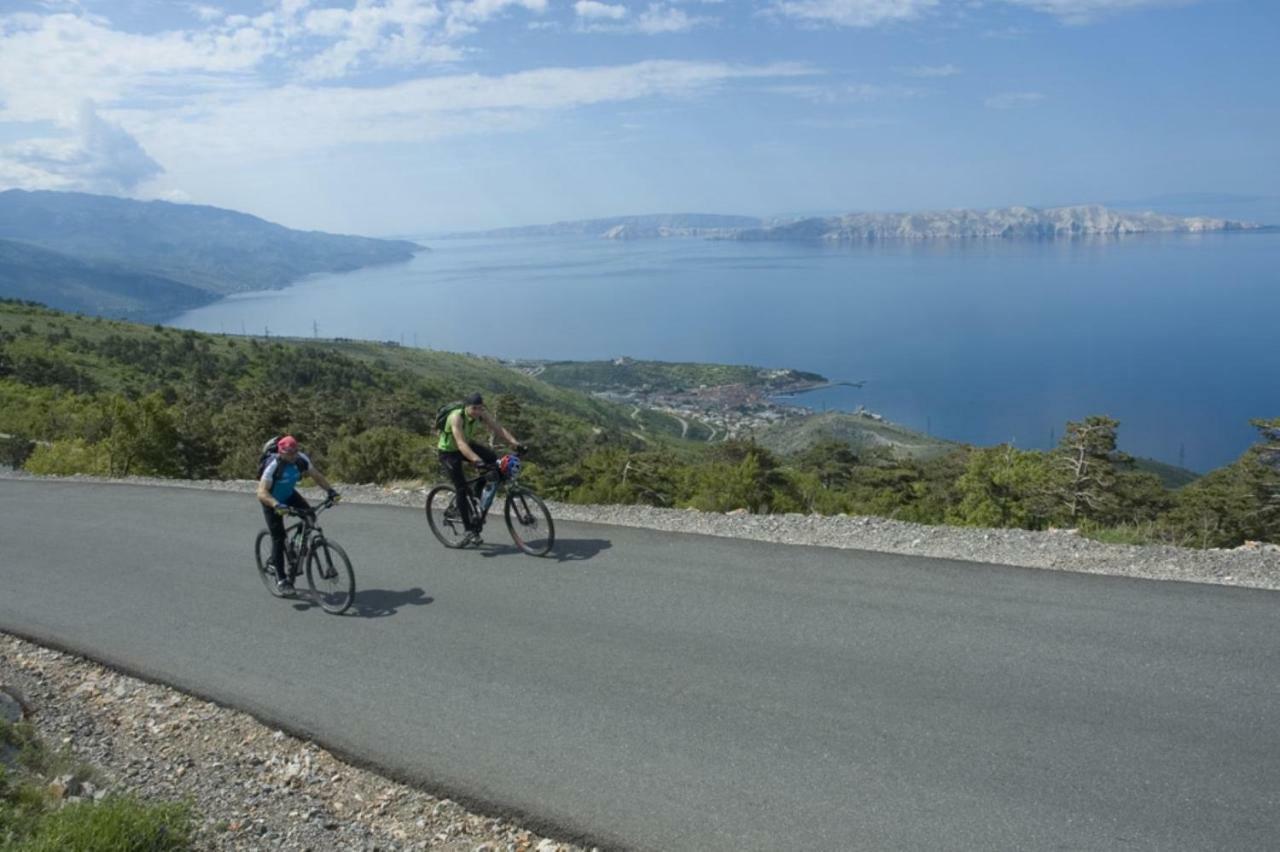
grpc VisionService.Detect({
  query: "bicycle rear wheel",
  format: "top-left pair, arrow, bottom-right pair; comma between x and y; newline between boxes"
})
254,529 -> 289,597
504,490 -> 555,556
306,538 -> 355,614
425,484 -> 470,548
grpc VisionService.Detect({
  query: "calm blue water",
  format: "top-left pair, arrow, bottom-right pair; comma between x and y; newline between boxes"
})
171,230 -> 1280,472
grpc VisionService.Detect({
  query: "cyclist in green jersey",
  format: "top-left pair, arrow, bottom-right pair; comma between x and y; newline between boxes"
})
437,393 -> 524,545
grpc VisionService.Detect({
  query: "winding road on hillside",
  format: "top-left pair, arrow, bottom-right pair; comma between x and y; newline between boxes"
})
2,480 -> 1278,850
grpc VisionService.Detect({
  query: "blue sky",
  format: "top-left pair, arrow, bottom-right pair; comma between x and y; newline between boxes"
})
0,0 -> 1275,234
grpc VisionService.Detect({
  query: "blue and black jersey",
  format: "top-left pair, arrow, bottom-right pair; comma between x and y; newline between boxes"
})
260,452 -> 311,504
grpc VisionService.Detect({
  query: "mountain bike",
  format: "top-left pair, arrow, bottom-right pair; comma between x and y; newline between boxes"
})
253,496 -> 355,614
425,454 -> 555,556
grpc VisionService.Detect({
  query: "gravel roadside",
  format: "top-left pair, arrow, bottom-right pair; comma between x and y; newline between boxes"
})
2,470 -> 1276,851
0,634 -> 584,852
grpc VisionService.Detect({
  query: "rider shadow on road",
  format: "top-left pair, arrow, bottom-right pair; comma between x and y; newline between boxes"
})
292,587 -> 433,618
479,538 -> 612,563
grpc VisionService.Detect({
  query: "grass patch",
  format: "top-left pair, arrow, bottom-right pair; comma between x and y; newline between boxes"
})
0,721 -> 192,851
1078,522 -> 1166,547
3,795 -> 192,852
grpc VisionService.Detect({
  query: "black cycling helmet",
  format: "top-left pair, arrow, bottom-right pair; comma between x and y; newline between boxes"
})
464,392 -> 484,406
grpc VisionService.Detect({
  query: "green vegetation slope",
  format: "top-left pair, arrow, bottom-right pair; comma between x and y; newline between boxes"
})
1,299 -> 1275,548
750,410 -> 956,461
0,238 -> 217,321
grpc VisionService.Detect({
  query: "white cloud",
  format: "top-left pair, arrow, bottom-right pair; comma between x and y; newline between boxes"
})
999,0 -> 1197,25
771,82 -> 920,103
188,4 -> 225,23
898,64 -> 959,77
770,0 -> 938,28
0,1 -> 554,113
984,91 -> 1044,109
574,2 -> 711,33
798,116 -> 897,129
292,1 -> 551,79
120,61 -> 816,162
0,101 -> 163,193
635,4 -> 701,32
574,1 -> 628,20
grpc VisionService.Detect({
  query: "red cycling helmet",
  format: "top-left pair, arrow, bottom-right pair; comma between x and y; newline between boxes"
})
277,435 -> 299,454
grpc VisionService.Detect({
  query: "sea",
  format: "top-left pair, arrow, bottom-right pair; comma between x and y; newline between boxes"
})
171,216 -> 1280,473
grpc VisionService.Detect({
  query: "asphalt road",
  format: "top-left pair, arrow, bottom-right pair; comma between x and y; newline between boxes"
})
1,479 -> 1278,850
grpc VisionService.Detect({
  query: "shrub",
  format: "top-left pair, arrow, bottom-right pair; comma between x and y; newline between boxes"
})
326,426 -> 434,483
23,439 -> 107,477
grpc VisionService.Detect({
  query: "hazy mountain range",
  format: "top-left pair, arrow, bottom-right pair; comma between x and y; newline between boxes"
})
0,190 -> 423,321
465,205 -> 1258,242
0,190 -> 1262,323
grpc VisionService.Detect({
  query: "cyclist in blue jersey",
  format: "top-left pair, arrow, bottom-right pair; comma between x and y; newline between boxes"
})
256,435 -> 339,595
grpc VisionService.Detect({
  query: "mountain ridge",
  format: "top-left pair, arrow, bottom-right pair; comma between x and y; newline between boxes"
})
0,190 -> 426,319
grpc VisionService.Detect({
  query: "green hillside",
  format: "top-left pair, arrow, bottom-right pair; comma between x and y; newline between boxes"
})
0,238 -> 217,321
0,190 -> 423,317
0,299 -> 650,485
1133,457 -> 1200,489
751,410 -> 957,461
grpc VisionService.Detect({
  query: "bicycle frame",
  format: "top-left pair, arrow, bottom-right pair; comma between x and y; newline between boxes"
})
281,499 -> 336,574
455,464 -> 531,527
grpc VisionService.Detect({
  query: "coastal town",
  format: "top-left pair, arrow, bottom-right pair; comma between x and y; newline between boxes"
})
508,356 -> 875,442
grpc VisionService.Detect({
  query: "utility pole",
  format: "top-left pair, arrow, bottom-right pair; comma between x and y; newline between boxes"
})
313,320 -> 319,339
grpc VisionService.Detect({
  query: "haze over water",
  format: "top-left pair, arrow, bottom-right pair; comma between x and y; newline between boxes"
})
172,229 -> 1280,472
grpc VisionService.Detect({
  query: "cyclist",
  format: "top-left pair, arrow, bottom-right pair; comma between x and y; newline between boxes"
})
256,435 -> 339,595
437,393 -> 523,546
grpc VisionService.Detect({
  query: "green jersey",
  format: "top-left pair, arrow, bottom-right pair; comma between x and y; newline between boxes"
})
438,408 -> 481,452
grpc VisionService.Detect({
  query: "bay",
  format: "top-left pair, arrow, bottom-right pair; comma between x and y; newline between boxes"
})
170,230 -> 1280,472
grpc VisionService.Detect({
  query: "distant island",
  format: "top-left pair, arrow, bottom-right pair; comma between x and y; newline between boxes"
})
455,213 -> 765,239
460,205 -> 1258,242
729,205 -> 1258,242
0,190 -> 425,321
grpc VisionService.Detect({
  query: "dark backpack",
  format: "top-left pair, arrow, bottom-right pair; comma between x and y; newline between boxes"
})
256,436 -> 282,478
256,436 -> 309,481
435,402 -> 464,432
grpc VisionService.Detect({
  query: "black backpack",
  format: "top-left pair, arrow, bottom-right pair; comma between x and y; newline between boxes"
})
435,402 -> 464,432
256,436 -> 308,481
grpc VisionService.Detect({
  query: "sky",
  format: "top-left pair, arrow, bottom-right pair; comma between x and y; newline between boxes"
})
0,0 -> 1276,234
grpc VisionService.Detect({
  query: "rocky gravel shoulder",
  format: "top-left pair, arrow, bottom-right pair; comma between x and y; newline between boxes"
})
0,633 -> 587,852
4,469 -> 1278,590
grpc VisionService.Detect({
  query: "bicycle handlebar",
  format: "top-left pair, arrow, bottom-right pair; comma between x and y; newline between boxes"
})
279,494 -> 340,518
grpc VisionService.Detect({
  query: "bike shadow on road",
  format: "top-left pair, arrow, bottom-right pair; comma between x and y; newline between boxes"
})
291,587 -> 434,618
478,538 -> 612,563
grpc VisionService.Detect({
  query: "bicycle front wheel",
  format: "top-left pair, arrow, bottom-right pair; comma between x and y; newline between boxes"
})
504,490 -> 555,556
306,538 -> 355,614
425,484 -> 469,548
254,529 -> 288,597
